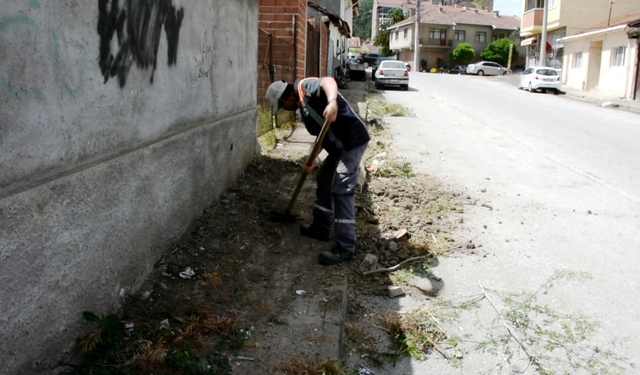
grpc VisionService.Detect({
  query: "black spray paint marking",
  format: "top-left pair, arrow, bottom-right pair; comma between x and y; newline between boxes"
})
97,0 -> 184,88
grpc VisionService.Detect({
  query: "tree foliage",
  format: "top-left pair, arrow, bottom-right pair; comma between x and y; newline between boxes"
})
353,0 -> 373,40
373,8 -> 407,56
480,38 -> 519,67
451,43 -> 475,63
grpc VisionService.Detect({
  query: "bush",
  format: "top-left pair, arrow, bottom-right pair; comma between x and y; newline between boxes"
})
452,43 -> 475,64
480,38 -> 519,67
420,58 -> 428,72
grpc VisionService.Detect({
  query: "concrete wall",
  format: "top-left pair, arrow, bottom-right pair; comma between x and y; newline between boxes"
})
0,1 -> 258,374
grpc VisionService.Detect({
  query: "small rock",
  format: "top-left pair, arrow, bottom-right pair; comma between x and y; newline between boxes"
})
159,283 -> 169,291
388,241 -> 399,252
387,286 -> 405,298
587,210 -> 592,214
361,254 -> 379,271
414,278 -> 443,297
141,291 -> 151,300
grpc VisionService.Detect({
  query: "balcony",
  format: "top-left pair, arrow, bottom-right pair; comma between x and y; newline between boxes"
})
421,38 -> 453,47
521,8 -> 544,33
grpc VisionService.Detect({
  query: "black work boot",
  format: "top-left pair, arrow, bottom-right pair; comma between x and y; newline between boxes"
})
319,244 -> 354,265
300,223 -> 330,242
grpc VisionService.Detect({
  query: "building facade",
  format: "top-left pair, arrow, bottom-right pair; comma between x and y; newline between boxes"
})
560,13 -> 640,99
389,3 -> 522,70
520,0 -> 640,69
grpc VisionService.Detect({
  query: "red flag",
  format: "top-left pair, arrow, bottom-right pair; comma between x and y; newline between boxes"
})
546,42 -> 552,52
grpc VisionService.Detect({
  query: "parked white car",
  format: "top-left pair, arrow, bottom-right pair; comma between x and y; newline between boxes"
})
466,61 -> 508,76
518,67 -> 561,93
374,60 -> 409,90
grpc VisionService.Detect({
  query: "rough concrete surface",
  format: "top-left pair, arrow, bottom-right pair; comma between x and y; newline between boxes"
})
0,1 -> 259,374
363,72 -> 640,373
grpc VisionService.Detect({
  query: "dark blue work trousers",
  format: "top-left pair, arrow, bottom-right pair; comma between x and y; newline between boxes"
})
312,142 -> 368,253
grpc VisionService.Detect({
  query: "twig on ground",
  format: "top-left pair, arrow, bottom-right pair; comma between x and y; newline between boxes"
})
479,284 -> 532,361
362,237 -> 476,276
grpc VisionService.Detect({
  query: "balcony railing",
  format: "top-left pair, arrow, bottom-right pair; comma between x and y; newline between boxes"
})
421,38 -> 453,47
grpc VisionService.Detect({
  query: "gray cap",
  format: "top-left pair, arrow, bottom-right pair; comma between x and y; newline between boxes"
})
265,80 -> 288,113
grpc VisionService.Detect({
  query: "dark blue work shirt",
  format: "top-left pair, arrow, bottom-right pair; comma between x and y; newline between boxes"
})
295,78 -> 370,155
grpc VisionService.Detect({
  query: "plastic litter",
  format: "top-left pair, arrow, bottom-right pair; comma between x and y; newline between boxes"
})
179,267 -> 195,279
356,364 -> 375,375
159,319 -> 170,330
295,290 -> 306,296
228,356 -> 255,362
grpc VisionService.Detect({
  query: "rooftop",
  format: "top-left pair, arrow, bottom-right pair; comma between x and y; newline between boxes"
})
390,3 -> 519,30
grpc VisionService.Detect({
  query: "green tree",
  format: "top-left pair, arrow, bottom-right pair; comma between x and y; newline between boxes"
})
373,8 -> 407,56
480,38 -> 519,67
451,43 -> 475,63
353,0 -> 373,40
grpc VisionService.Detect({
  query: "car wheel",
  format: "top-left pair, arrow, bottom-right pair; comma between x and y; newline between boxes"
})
477,70 -> 484,76
375,83 -> 381,90
402,85 -> 409,91
528,82 -> 534,92
502,71 -> 507,75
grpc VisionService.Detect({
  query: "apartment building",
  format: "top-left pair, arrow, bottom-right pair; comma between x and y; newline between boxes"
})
389,3 -> 521,70
520,0 -> 640,69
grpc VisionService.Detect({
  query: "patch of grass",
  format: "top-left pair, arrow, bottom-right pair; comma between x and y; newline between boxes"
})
73,301 -> 245,375
366,97 -> 414,117
382,270 -> 631,374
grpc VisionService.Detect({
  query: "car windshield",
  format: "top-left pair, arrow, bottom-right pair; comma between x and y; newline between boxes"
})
536,69 -> 558,76
381,61 -> 405,69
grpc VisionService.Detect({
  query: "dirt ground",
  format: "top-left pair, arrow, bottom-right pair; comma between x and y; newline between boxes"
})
72,85 -> 473,375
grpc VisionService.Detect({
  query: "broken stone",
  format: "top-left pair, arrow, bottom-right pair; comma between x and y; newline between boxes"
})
387,286 -> 405,298
360,253 -> 379,271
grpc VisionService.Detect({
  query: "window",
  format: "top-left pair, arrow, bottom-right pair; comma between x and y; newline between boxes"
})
612,46 -> 626,67
491,33 -> 505,42
395,31 -> 399,41
454,30 -> 466,41
525,0 -> 545,12
476,32 -> 486,43
404,29 -> 408,39
430,29 -> 446,40
574,52 -> 583,68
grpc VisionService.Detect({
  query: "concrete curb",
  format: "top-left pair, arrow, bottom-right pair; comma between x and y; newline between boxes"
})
561,91 -> 640,115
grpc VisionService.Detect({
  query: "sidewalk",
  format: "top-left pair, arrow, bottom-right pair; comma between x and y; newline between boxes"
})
560,85 -> 640,114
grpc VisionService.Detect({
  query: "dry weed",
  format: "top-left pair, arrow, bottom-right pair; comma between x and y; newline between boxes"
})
256,300 -> 271,316
276,358 -> 342,375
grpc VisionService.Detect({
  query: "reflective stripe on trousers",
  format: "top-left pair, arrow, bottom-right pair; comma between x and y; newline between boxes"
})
312,142 -> 368,252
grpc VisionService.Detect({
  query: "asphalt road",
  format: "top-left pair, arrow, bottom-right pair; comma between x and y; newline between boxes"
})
378,72 -> 640,373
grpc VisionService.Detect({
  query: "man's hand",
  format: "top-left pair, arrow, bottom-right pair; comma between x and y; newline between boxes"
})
302,157 -> 317,175
323,100 -> 338,124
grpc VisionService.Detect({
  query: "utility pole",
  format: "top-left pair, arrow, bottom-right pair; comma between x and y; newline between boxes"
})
607,0 -> 615,27
507,43 -> 514,72
539,0 -> 549,66
414,0 -> 421,71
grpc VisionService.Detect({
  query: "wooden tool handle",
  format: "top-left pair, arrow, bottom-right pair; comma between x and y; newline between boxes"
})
285,119 -> 331,214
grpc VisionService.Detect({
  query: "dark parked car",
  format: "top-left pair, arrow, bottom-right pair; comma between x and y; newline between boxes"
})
371,57 -> 396,81
357,53 -> 382,66
449,65 -> 467,74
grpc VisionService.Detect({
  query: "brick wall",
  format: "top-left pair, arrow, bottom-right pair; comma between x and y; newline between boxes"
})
259,0 -> 307,80
257,29 -> 297,109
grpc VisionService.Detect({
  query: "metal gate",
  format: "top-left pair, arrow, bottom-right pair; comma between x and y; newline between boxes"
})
306,22 -> 320,77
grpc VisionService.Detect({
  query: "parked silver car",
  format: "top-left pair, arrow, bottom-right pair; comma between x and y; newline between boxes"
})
466,61 -> 508,76
374,60 -> 409,90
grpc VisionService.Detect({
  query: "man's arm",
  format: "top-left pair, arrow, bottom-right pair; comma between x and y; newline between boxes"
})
320,77 -> 339,123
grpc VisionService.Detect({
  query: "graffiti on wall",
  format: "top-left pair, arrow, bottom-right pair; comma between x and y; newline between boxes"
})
97,0 -> 184,88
